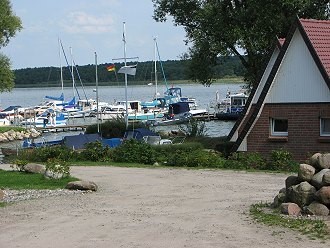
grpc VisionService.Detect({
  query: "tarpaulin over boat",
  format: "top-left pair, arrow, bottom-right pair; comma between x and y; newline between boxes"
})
63,133 -> 101,149
169,102 -> 190,115
124,128 -> 159,140
45,93 -> 64,102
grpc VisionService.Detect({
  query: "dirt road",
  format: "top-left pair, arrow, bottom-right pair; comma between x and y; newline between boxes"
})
0,165 -> 328,248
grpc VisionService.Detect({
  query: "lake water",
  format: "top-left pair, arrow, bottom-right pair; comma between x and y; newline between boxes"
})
0,83 -> 243,141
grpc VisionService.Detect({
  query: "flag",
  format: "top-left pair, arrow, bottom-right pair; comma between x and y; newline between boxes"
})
118,65 -> 137,76
106,64 -> 115,72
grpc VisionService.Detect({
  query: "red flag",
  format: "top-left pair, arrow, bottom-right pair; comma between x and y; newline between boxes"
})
107,64 -> 115,72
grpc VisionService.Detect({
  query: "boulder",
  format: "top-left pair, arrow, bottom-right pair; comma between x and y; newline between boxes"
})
280,203 -> 302,216
273,191 -> 286,208
23,163 -> 46,174
310,169 -> 330,189
323,171 -> 330,186
298,164 -> 315,181
66,181 -> 98,191
285,175 -> 302,190
319,153 -> 330,169
310,153 -> 322,168
310,153 -> 330,170
287,181 -> 316,207
304,201 -> 329,216
315,186 -> 330,205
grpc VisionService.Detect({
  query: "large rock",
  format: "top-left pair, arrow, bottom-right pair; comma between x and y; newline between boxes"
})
310,153 -> 322,168
315,186 -> 330,205
285,175 -> 302,189
273,191 -> 286,208
310,153 -> 330,170
23,163 -> 46,174
304,201 -> 329,216
298,164 -> 315,182
311,169 -> 330,189
280,203 -> 302,216
323,171 -> 330,186
66,181 -> 98,191
287,181 -> 316,207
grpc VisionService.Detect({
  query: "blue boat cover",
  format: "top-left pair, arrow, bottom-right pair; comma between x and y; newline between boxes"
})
45,93 -> 64,102
124,128 -> 159,140
63,133 -> 101,149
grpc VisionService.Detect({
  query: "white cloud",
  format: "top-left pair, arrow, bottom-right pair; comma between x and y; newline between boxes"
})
62,11 -> 115,34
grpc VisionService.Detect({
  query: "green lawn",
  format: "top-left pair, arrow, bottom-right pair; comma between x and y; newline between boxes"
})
0,169 -> 79,190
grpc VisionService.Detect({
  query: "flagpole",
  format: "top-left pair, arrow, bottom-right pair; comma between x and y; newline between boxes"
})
95,52 -> 100,133
123,22 -> 129,129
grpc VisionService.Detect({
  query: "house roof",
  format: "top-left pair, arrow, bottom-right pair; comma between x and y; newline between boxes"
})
229,18 -> 330,151
299,19 -> 330,78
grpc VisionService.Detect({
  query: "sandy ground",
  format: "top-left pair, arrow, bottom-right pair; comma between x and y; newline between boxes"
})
0,165 -> 328,248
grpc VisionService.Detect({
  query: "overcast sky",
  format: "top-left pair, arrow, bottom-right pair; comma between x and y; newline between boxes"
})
3,0 -> 188,69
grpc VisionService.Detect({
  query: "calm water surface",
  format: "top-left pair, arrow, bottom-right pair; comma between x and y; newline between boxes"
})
0,83 -> 243,143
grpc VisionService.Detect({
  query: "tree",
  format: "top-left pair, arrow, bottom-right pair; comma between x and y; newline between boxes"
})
0,0 -> 22,91
152,0 -> 330,88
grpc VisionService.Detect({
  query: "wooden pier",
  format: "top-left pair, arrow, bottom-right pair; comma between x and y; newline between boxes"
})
36,124 -> 87,133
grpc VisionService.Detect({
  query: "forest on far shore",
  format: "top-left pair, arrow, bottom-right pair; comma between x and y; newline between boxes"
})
13,56 -> 245,88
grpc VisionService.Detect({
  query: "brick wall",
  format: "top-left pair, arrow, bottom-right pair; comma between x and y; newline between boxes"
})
246,103 -> 330,162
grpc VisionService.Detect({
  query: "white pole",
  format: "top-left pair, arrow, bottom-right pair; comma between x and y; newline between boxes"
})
154,37 -> 158,101
95,52 -> 99,133
123,22 -> 128,129
70,47 -> 75,98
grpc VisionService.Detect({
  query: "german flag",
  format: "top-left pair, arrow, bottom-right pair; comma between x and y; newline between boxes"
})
106,64 -> 115,72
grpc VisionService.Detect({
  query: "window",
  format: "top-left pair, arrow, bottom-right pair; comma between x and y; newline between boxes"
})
271,118 -> 288,136
320,118 -> 330,136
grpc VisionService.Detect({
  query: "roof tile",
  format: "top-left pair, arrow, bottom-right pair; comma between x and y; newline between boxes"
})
300,19 -> 330,78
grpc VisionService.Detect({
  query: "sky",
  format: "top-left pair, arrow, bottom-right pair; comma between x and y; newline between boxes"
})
3,0 -> 189,69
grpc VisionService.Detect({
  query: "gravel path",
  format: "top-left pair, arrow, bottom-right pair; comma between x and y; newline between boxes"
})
0,165 -> 328,248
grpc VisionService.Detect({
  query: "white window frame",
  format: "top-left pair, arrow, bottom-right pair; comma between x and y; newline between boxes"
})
320,118 -> 330,136
270,118 -> 288,136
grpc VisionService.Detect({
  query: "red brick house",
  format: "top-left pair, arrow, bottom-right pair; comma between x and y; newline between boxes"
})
228,18 -> 330,162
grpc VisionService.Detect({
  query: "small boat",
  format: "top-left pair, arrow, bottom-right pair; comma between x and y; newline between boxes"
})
0,113 -> 12,126
214,91 -> 248,120
146,102 -> 192,126
20,109 -> 67,128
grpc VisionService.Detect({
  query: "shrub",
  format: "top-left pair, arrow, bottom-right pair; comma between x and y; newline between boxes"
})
79,141 -> 112,162
223,152 -> 267,170
163,148 -> 225,168
45,158 -> 70,178
11,159 -> 28,171
215,140 -> 235,158
178,119 -> 207,137
268,149 -> 299,172
85,117 -> 147,138
112,139 -> 156,164
18,146 -> 75,162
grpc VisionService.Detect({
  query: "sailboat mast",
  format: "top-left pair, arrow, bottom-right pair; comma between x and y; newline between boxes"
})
95,52 -> 99,133
58,38 -> 64,95
70,47 -> 75,99
154,37 -> 158,101
123,22 -> 128,128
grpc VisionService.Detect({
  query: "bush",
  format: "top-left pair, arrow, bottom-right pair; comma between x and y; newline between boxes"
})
79,141 -> 112,162
86,117 -> 147,138
268,149 -> 299,172
18,146 -> 75,162
112,139 -> 156,164
223,152 -> 267,170
215,140 -> 235,158
178,119 -> 207,137
45,158 -> 70,178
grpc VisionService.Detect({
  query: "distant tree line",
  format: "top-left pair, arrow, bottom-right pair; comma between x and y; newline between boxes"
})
13,56 -> 245,88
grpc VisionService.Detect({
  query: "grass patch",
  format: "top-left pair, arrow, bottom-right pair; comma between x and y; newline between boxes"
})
0,169 -> 79,190
0,126 -> 25,133
250,202 -> 330,240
